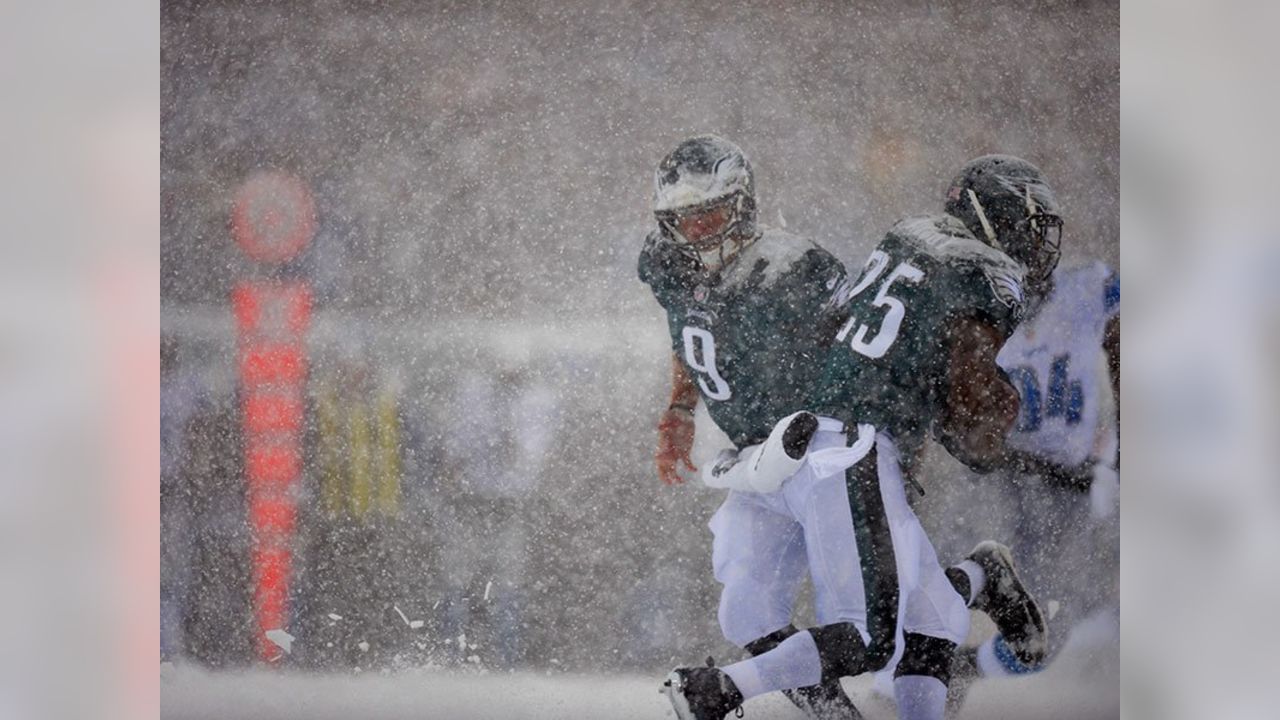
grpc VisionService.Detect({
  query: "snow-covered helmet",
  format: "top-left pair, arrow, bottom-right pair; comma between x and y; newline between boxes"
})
944,154 -> 1063,287
653,135 -> 758,271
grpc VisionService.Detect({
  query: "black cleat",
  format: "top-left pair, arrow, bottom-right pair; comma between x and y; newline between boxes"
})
662,657 -> 745,720
784,681 -> 865,719
967,541 -> 1047,668
781,411 -> 820,460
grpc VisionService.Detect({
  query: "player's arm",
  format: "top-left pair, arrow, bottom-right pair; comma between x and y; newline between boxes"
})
937,314 -> 1101,486
656,352 -> 700,485
1000,448 -> 1095,491
935,315 -> 1020,473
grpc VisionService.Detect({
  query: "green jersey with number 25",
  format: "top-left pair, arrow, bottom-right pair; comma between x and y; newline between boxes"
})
639,226 -> 849,448
810,214 -> 1027,452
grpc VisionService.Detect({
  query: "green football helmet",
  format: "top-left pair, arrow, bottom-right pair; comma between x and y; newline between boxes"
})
944,154 -> 1063,287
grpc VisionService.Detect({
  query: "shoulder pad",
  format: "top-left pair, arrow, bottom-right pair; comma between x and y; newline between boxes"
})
888,214 -> 980,259
888,215 -> 1026,309
721,225 -> 829,288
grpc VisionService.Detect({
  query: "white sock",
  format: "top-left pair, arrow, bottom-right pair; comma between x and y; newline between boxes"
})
893,675 -> 948,720
956,560 -> 986,606
723,630 -> 823,701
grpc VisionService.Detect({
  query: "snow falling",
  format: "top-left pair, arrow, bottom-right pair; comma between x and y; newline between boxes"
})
161,2 -> 1118,717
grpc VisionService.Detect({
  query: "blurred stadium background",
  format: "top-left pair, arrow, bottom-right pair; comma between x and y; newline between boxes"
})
160,0 -> 1117,684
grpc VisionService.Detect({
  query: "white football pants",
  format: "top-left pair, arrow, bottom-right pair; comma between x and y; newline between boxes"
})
709,419 -> 969,663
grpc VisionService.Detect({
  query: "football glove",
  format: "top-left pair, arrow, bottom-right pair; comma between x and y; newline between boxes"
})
656,407 -> 698,485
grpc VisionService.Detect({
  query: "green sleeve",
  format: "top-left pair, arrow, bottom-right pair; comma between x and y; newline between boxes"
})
637,231 -> 700,307
946,258 -> 1025,340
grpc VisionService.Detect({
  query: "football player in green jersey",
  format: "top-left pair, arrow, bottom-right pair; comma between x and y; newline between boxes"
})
641,135 -> 863,719
662,155 -> 1061,720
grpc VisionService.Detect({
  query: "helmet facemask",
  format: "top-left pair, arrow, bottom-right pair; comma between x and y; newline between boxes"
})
1020,210 -> 1063,286
947,155 -> 1064,291
653,135 -> 759,274
980,207 -> 1063,292
1005,181 -> 1063,288
655,190 -> 755,272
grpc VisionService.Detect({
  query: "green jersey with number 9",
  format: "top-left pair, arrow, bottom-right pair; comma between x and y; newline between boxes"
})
810,214 -> 1026,454
639,226 -> 849,448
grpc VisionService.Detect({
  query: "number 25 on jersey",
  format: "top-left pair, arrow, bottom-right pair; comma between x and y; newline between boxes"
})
834,249 -> 925,359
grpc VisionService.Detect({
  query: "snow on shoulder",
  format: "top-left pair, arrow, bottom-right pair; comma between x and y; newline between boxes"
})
890,214 -> 1026,308
720,225 -> 823,291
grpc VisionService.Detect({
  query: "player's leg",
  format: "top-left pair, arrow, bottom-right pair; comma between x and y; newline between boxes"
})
975,471 -> 1113,676
918,458 -> 1047,678
893,633 -> 955,720
942,547 -> 1047,692
958,540 -> 1047,668
931,469 -> 1047,679
708,489 -> 864,719
667,622 -> 864,720
668,424 -> 960,719
708,490 -> 807,649
942,473 -> 1052,677
749,421 -> 888,720
664,492 -> 807,719
705,425 -> 896,702
779,428 -> 966,720
666,425 -> 874,719
714,418 -> 866,719
742,624 -> 865,720
868,433 -> 968,720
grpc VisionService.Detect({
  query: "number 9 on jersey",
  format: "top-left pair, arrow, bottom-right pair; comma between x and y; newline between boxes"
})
682,327 -> 732,401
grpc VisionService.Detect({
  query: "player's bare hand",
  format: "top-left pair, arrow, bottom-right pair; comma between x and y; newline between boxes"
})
656,407 -> 698,485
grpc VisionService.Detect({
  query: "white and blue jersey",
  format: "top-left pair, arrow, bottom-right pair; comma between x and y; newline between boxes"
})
997,262 -> 1119,467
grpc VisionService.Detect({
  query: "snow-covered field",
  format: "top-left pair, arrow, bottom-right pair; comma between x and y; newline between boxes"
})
161,666 -> 1112,720
162,619 -> 1118,720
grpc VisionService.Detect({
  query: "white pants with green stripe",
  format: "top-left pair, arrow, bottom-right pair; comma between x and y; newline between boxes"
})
709,419 -> 969,663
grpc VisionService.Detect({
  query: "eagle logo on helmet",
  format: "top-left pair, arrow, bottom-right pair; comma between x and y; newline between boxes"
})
653,135 -> 759,273
984,264 -> 1026,309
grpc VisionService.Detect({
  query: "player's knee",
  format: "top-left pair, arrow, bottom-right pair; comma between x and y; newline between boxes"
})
717,588 -> 790,647
720,617 -> 782,649
865,637 -> 897,673
743,624 -> 798,657
894,632 -> 957,686
851,617 -> 897,672
810,621 -> 870,682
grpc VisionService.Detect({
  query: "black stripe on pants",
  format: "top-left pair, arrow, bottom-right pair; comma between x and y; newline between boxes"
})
844,436 -> 899,671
